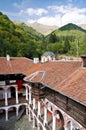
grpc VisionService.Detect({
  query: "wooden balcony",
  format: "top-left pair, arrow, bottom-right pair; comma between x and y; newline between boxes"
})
45,88 -> 86,129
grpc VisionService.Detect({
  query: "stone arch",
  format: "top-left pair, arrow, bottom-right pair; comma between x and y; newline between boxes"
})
8,106 -> 16,120
66,120 -> 80,130
54,110 -> 64,130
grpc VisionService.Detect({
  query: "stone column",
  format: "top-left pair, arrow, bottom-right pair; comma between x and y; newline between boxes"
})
33,114 -> 35,128
16,87 -> 19,104
38,101 -> 41,117
4,88 -> 8,106
33,98 -> 36,110
33,98 -> 36,128
64,126 -> 68,130
29,107 -> 31,122
52,113 -> 56,130
37,122 -> 40,130
6,110 -> 8,121
16,107 -> 19,117
26,106 -> 28,115
26,86 -> 28,101
29,87 -> 32,104
70,121 -> 73,130
44,103 -> 48,126
29,87 -> 32,122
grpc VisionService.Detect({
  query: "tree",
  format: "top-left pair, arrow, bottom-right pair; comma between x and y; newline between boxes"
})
49,33 -> 57,43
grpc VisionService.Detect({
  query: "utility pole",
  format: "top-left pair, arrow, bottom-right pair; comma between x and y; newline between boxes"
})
76,39 -> 79,59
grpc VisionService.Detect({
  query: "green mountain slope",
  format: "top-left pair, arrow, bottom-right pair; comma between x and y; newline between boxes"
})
45,23 -> 86,55
14,22 -> 43,40
0,12 -> 43,58
0,11 -> 86,58
59,23 -> 86,33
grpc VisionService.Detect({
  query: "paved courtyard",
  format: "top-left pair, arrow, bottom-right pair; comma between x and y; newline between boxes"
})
0,115 -> 37,130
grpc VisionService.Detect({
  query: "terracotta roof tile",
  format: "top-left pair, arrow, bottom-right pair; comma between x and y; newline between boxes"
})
55,68 -> 86,105
0,57 -> 33,75
0,57 -> 86,105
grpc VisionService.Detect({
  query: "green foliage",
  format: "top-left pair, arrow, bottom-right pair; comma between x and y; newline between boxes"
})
45,23 -> 86,56
0,12 -> 43,59
59,23 -> 86,33
0,12 -> 86,59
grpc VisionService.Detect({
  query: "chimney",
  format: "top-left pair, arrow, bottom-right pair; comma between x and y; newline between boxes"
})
33,58 -> 39,64
6,54 -> 10,61
81,55 -> 86,67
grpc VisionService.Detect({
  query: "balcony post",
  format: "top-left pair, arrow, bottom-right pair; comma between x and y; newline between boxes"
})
38,101 -> 41,117
16,87 -> 19,104
4,88 -> 8,106
44,103 -> 48,126
26,86 -> 28,101
6,109 -> 8,121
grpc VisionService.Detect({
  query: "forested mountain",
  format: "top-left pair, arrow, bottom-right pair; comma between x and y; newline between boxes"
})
14,22 -> 43,40
45,23 -> 86,56
59,23 -> 86,33
0,12 -> 86,59
0,12 -> 43,59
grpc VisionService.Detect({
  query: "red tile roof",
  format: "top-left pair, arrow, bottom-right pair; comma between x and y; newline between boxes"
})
0,57 -> 33,75
0,57 -> 86,105
55,68 -> 86,105
25,61 -> 86,105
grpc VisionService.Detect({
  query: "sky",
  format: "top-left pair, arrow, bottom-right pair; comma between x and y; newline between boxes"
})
0,0 -> 86,27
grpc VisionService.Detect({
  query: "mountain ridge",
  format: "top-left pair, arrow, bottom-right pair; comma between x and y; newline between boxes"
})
58,23 -> 86,33
14,21 -> 86,35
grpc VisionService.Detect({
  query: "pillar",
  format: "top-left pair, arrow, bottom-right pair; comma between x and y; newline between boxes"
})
33,98 -> 36,128
64,126 -> 68,130
26,86 -> 28,101
28,87 -> 32,122
33,114 -> 35,128
44,103 -> 48,126
6,110 -> 8,121
4,89 -> 8,106
33,98 -> 36,110
70,121 -> 73,130
52,111 -> 56,130
38,101 -> 41,117
29,107 -> 31,122
16,107 -> 19,117
26,106 -> 28,115
29,88 -> 31,104
16,87 -> 19,104
38,122 -> 40,130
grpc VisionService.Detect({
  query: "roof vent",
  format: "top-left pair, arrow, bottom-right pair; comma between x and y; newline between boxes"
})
6,54 -> 10,61
33,58 -> 39,64
81,55 -> 86,67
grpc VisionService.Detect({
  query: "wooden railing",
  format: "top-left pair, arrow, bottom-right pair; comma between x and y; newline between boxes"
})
46,94 -> 86,128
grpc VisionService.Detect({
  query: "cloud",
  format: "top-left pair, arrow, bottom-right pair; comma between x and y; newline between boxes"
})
35,5 -> 86,26
11,2 -> 86,26
48,5 -> 86,14
26,8 -> 48,16
62,12 -> 86,25
37,15 -> 62,26
27,19 -> 36,23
